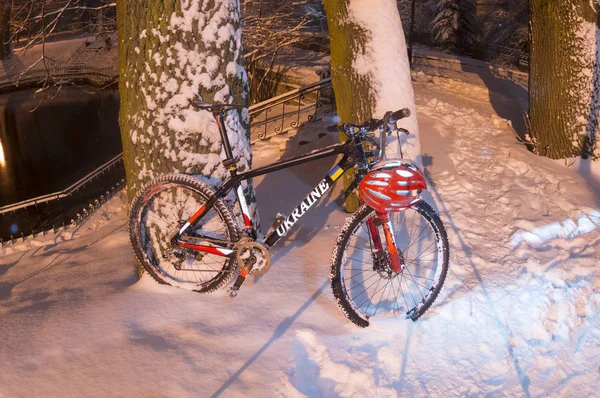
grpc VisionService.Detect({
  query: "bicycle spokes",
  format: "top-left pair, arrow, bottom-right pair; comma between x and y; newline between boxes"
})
341,207 -> 443,320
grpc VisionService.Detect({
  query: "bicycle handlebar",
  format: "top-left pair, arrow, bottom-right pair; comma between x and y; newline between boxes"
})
326,108 -> 411,136
388,108 -> 411,124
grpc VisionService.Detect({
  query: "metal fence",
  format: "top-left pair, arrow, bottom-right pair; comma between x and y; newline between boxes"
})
0,77 -> 335,244
249,77 -> 334,141
0,154 -> 125,243
0,65 -> 117,93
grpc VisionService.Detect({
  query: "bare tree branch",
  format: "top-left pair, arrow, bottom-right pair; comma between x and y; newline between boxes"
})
29,3 -> 116,22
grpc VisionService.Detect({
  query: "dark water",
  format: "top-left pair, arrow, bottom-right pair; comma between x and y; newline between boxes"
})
0,86 -> 121,207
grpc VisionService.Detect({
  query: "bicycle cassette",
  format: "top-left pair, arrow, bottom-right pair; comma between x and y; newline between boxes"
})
235,239 -> 272,275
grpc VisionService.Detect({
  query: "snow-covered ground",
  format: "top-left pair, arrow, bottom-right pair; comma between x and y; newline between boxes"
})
1,72 -> 599,397
0,33 -> 117,81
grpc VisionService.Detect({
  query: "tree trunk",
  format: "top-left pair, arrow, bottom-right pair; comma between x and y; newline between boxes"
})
323,0 -> 421,211
118,0 -> 258,221
0,0 -> 12,60
529,0 -> 600,160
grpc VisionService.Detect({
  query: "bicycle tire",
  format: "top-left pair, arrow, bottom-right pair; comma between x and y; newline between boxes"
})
330,201 -> 449,327
129,173 -> 240,293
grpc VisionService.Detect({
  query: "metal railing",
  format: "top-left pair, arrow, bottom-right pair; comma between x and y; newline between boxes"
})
249,77 -> 335,141
0,154 -> 125,243
0,77 -> 335,245
0,65 -> 117,92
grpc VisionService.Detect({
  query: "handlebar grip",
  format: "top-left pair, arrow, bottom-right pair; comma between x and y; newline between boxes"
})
389,108 -> 411,124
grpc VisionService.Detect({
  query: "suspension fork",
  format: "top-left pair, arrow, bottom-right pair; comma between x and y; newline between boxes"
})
366,217 -> 383,254
373,212 -> 403,273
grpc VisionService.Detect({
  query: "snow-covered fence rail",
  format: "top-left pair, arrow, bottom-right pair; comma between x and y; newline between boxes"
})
411,31 -> 529,70
0,154 -> 124,243
0,65 -> 117,93
249,77 -> 334,141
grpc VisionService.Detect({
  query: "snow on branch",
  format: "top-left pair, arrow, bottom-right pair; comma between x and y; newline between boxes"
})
431,0 -> 476,53
11,0 -> 116,49
241,0 -> 316,101
28,3 -> 116,22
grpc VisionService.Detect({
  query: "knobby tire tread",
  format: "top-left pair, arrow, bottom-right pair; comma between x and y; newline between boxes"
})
330,201 -> 449,327
128,173 -> 240,293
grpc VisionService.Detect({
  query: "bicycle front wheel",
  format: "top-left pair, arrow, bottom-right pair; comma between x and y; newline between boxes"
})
129,174 -> 240,293
330,201 -> 449,327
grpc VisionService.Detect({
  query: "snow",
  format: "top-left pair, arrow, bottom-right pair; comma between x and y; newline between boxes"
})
348,0 -> 422,167
123,0 -> 258,227
510,210 -> 600,247
2,71 -> 600,396
129,1 -> 248,181
0,190 -> 129,257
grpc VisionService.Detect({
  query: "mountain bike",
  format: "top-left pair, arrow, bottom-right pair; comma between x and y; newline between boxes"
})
128,103 -> 449,327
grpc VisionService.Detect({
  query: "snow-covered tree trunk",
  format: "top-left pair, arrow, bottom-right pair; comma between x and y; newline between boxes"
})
529,1 -> 600,160
431,0 -> 476,53
0,0 -> 11,60
118,0 -> 258,219
323,0 -> 421,211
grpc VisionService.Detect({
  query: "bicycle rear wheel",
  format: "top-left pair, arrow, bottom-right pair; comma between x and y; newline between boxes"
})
129,174 -> 240,292
330,201 -> 449,327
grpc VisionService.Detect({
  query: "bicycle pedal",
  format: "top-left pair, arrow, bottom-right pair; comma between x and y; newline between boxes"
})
229,266 -> 251,298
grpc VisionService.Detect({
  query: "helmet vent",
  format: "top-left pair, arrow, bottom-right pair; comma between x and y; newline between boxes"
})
359,160 -> 427,213
366,188 -> 391,200
366,180 -> 389,187
395,169 -> 414,178
372,172 -> 392,179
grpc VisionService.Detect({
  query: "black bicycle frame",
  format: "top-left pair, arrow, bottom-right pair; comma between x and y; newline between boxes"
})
172,111 -> 366,257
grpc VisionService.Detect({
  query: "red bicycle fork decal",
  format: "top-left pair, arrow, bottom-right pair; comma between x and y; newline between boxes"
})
369,212 -> 404,273
366,217 -> 383,254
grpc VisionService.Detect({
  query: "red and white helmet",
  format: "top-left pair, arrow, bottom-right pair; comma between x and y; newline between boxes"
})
359,160 -> 427,212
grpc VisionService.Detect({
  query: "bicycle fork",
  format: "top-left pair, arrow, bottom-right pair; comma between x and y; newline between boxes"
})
367,212 -> 404,273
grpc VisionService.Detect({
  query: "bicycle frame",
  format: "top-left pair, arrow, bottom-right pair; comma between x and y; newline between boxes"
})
131,104 -> 440,319
171,111 -> 366,258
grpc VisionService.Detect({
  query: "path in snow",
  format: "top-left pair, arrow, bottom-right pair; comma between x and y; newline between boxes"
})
1,73 -> 599,397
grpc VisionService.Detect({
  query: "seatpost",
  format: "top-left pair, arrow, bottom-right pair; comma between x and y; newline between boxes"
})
213,110 -> 237,175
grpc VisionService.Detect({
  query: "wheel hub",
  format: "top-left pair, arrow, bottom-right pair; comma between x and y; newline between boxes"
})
372,249 -> 406,279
